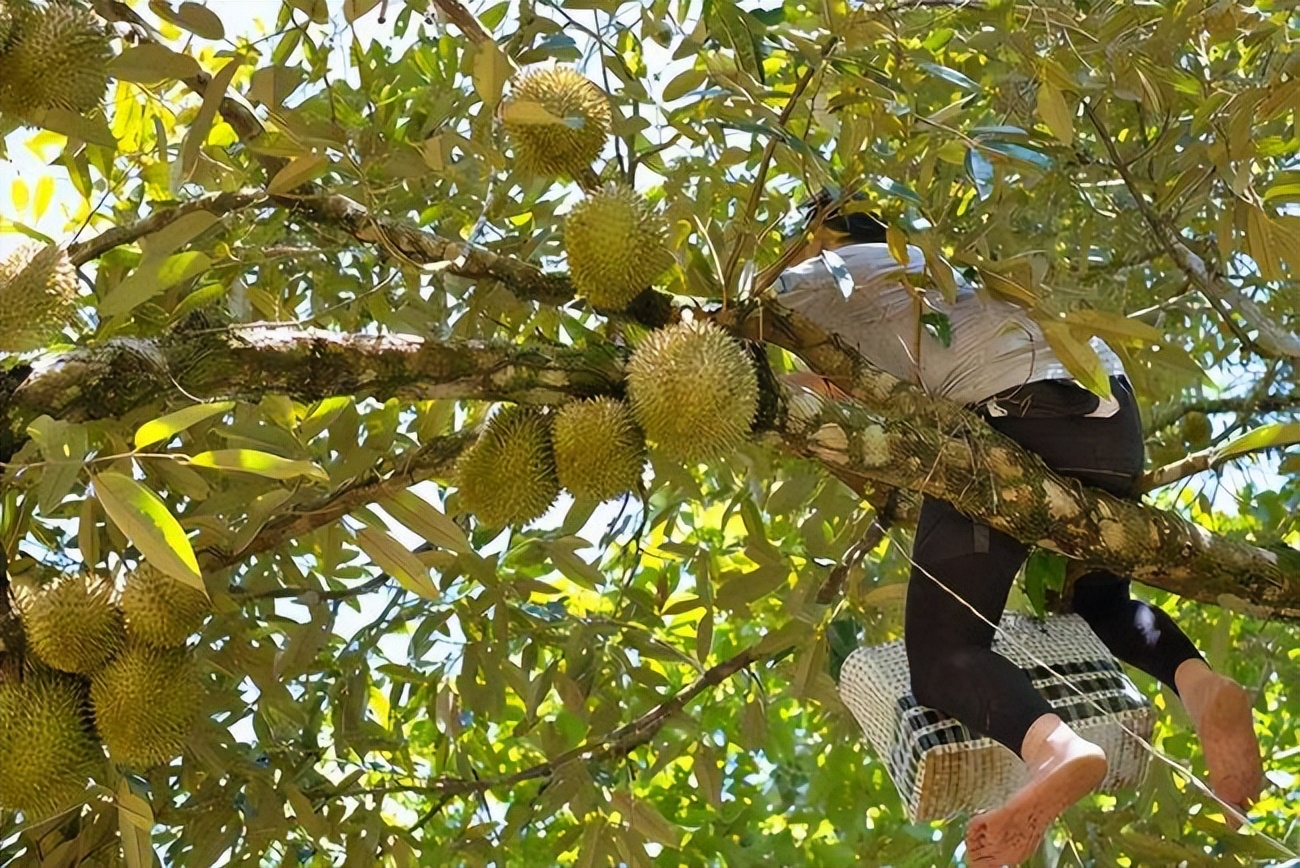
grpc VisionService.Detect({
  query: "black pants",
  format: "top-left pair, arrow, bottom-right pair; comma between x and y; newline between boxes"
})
905,377 -> 1203,756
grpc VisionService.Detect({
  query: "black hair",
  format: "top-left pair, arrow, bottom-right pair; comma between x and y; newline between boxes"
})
799,190 -> 888,244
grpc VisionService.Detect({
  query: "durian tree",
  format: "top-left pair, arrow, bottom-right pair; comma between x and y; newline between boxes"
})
1,0 -> 1299,866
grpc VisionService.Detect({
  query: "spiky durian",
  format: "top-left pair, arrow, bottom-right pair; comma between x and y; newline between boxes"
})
120,563 -> 210,649
500,66 -> 610,178
553,397 -> 645,502
0,1 -> 113,115
456,406 -> 559,528
565,185 -> 675,311
18,571 -> 125,675
0,242 -> 79,352
627,320 -> 759,463
91,642 -> 202,769
0,1 -> 14,50
1180,411 -> 1213,449
0,671 -> 102,818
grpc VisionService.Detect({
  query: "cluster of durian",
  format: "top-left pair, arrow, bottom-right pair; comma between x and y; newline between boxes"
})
455,322 -> 758,526
0,0 -> 113,116
0,242 -> 80,353
499,66 -> 675,311
0,565 -> 210,819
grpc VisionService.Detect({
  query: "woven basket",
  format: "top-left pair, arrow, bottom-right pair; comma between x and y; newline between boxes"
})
837,614 -> 1154,823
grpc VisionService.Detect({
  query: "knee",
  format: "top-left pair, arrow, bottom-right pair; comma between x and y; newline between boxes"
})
1071,572 -> 1128,620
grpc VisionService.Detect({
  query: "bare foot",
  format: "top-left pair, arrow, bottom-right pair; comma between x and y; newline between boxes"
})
965,715 -> 1107,868
1176,661 -> 1264,826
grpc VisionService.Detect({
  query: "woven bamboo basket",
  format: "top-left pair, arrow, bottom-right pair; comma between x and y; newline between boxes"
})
837,614 -> 1155,823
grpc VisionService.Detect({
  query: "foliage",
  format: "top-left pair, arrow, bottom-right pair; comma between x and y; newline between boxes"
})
0,0 -> 1299,867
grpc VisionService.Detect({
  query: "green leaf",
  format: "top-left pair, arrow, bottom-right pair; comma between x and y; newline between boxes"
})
149,0 -> 226,39
180,58 -> 243,184
919,62 -> 980,92
188,450 -> 329,482
1036,318 -> 1112,398
1215,422 -> 1300,461
134,401 -> 235,449
355,527 -> 440,600
1036,81 -> 1074,145
101,251 -> 213,316
548,537 -> 604,589
267,153 -> 331,195
1059,308 -> 1164,347
343,0 -> 382,21
662,68 -> 707,101
93,470 -> 203,594
383,490 -> 473,556
117,780 -> 155,868
110,43 -> 202,83
472,42 -> 512,108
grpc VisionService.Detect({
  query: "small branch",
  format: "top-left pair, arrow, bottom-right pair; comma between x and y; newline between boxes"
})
428,0 -> 495,45
67,189 -> 266,266
1147,393 -> 1300,435
204,432 -> 474,571
1083,101 -> 1300,360
230,575 -> 388,603
721,38 -> 837,295
329,645 -> 764,803
815,491 -> 897,605
1141,436 -> 1296,492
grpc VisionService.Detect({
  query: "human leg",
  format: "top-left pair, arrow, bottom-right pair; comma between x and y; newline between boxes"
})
904,497 -> 1108,867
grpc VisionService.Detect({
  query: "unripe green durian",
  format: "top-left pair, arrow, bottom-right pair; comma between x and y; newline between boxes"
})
456,406 -> 560,528
627,320 -> 758,463
0,1 -> 113,115
1180,411 -> 1213,449
500,66 -> 610,178
565,185 -> 674,311
0,671 -> 102,819
0,1 -> 14,49
121,563 -> 210,649
0,242 -> 79,352
91,642 -> 202,769
553,397 -> 645,501
18,571 -> 125,675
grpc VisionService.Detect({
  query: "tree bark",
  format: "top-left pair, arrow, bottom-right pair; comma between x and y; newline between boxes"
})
2,321 -> 1295,617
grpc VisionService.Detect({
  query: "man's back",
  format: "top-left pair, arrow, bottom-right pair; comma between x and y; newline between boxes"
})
776,242 -> 1123,406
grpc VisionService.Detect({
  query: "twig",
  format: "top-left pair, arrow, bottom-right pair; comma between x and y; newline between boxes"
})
428,0 -> 494,45
67,189 -> 266,266
720,37 -> 838,297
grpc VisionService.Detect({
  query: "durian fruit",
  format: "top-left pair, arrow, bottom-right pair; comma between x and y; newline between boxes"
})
0,671 -> 102,819
565,185 -> 675,311
1180,411 -> 1213,450
18,571 -> 125,675
0,242 -> 79,352
455,406 -> 560,528
500,66 -> 610,178
91,642 -> 202,769
553,397 -> 646,502
0,1 -> 14,50
0,1 -> 113,115
626,320 -> 759,463
121,563 -> 210,649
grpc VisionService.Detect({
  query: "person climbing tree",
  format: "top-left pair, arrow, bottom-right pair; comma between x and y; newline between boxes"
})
777,192 -> 1266,867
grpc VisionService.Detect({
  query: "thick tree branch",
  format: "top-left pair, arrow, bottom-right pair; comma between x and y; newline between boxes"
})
722,301 -> 1300,618
4,326 -> 623,441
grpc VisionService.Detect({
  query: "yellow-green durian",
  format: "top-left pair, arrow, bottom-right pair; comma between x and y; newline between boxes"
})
627,320 -> 759,463
0,671 -> 102,819
0,1 -> 113,115
0,242 -> 79,352
565,185 -> 674,310
500,66 -> 610,178
90,642 -> 202,769
18,571 -> 125,675
121,563 -> 210,649
553,397 -> 645,501
456,406 -> 560,528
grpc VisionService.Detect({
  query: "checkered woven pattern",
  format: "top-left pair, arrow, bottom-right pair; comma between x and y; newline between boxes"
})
837,614 -> 1155,822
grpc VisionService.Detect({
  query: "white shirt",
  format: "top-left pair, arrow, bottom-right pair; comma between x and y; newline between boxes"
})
776,243 -> 1124,407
